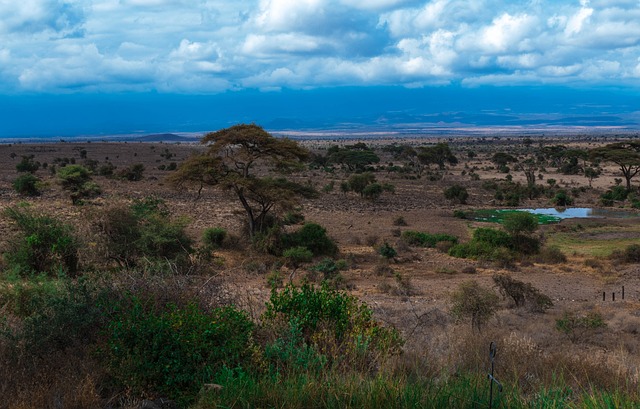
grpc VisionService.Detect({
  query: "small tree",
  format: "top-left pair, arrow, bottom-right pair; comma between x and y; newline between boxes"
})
590,142 -> 640,191
503,212 -> 537,237
16,155 -> 40,173
451,280 -> 499,332
168,124 -> 315,238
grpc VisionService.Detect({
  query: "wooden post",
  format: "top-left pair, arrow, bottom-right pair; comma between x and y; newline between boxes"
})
603,291 -> 606,301
622,286 -> 625,300
612,292 -> 615,302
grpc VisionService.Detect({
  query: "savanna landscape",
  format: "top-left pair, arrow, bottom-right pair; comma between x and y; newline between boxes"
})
1,124 -> 640,408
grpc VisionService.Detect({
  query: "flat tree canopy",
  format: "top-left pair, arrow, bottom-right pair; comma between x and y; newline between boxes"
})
168,124 -> 317,237
590,142 -> 640,190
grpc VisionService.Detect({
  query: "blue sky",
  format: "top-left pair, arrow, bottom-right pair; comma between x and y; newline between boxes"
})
1,0 -> 640,137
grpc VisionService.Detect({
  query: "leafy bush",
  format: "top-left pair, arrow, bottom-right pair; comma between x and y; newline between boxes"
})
282,211 -> 305,225
281,223 -> 337,257
555,310 -> 606,343
453,210 -> 467,219
12,173 -> 41,196
103,298 -> 253,405
262,283 -> 403,371
443,184 -> 469,204
202,227 -> 227,249
3,206 -> 80,276
610,243 -> 640,264
401,231 -> 458,247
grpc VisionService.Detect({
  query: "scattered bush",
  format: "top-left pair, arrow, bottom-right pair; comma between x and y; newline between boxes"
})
401,231 -> 458,247
503,212 -> 538,237
610,243 -> 640,264
453,210 -> 467,219
3,206 -> 80,276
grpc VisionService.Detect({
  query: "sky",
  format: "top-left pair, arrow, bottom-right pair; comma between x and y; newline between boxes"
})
1,0 -> 640,137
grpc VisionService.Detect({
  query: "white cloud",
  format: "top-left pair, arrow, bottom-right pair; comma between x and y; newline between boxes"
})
1,0 -> 640,93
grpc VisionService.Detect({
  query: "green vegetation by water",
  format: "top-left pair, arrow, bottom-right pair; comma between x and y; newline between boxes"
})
471,209 -> 562,225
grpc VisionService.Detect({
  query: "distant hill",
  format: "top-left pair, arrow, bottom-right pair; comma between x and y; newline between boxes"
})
132,133 -> 198,142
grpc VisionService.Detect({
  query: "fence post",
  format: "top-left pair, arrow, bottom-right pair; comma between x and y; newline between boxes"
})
488,342 -> 502,409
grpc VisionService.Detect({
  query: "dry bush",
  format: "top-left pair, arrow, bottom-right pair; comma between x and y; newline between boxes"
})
0,347 -> 103,409
365,235 -> 380,247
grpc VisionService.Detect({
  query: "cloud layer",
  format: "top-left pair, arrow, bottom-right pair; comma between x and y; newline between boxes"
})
1,0 -> 640,93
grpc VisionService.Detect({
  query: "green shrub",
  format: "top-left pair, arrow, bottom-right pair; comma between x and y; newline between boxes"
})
12,174 -> 41,196
103,297 -> 253,405
202,227 -> 227,249
281,223 -> 337,256
472,228 -> 512,247
3,206 -> 80,276
401,231 -> 458,247
263,283 -> 403,370
378,242 -> 397,259
282,246 -> 313,268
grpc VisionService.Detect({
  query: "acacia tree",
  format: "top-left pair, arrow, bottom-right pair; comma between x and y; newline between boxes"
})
590,142 -> 640,191
418,143 -> 458,170
168,124 -> 316,238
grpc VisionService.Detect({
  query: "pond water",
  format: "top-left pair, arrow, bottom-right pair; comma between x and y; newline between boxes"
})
471,208 -> 639,224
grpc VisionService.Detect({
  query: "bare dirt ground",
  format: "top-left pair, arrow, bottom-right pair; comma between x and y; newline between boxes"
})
1,136 -> 640,376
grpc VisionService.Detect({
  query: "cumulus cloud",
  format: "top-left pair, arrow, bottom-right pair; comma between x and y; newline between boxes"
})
1,0 -> 640,93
